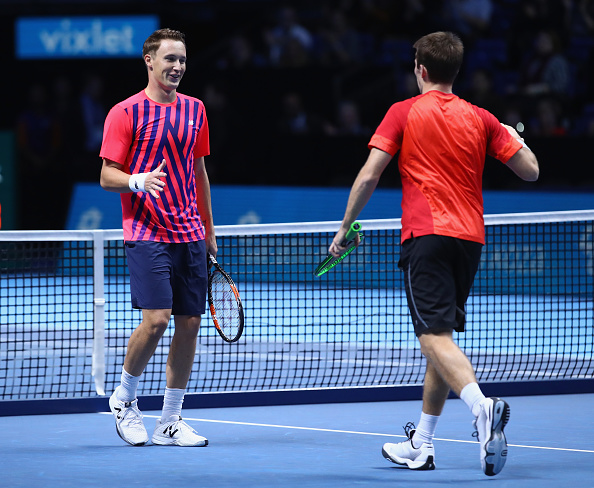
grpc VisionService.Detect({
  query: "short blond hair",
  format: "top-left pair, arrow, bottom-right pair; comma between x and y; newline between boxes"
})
143,28 -> 186,57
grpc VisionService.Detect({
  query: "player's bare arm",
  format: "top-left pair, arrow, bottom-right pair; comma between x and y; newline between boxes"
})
194,156 -> 218,257
329,148 -> 392,257
500,124 -> 540,182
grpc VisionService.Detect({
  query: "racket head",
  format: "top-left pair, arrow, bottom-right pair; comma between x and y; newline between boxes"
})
207,254 -> 245,343
314,235 -> 363,277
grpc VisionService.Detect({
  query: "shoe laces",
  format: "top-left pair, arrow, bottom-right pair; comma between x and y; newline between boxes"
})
119,400 -> 144,425
472,418 -> 479,440
403,421 -> 416,440
163,417 -> 194,435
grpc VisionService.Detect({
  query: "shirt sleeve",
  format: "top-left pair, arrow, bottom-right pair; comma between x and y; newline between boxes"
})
368,99 -> 414,157
194,104 -> 210,159
99,104 -> 133,167
480,108 -> 523,163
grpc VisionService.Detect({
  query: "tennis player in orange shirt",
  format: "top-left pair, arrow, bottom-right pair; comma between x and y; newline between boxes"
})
330,31 -> 539,476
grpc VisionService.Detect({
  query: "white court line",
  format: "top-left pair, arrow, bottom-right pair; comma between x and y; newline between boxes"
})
99,412 -> 594,454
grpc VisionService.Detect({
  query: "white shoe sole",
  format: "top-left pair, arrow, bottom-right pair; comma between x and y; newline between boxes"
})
152,435 -> 208,447
481,398 -> 510,476
382,445 -> 435,470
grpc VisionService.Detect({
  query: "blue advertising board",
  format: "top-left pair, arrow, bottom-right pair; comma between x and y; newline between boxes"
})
66,183 -> 594,230
16,16 -> 159,59
60,184 -> 594,294
66,184 -> 403,230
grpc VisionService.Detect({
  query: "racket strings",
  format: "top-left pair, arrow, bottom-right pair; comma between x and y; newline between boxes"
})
211,272 -> 241,335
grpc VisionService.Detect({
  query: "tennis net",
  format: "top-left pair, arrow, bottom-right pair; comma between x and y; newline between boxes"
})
1,210 -> 593,401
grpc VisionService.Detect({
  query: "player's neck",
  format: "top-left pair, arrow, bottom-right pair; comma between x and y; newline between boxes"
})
421,82 -> 453,95
144,84 -> 177,104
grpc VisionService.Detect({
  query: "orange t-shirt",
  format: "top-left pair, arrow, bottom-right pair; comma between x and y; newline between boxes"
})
369,90 -> 521,244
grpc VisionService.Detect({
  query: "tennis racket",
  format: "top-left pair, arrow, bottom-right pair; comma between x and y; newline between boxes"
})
207,254 -> 244,343
314,221 -> 363,277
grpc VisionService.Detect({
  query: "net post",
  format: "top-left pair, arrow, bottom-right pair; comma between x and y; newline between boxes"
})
92,230 -> 106,396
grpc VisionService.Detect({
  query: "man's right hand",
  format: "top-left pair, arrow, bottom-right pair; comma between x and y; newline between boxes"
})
144,159 -> 168,198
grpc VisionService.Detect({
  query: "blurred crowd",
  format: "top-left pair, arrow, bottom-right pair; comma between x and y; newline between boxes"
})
208,0 -> 594,138
9,0 -> 594,228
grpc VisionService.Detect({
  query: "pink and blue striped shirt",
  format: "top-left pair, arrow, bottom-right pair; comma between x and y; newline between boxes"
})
100,90 -> 210,243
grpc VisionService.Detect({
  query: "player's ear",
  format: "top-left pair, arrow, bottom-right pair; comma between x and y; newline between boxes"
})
419,64 -> 428,80
144,54 -> 153,70
414,60 -> 424,75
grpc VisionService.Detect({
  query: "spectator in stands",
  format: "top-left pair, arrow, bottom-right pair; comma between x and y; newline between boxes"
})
52,76 -> 82,166
571,103 -> 594,136
565,0 -> 594,35
346,0 -> 399,38
80,74 -> 106,153
201,83 -> 231,181
508,0 -> 571,67
80,74 -> 107,180
263,6 -> 313,67
16,84 -> 63,229
325,100 -> 371,136
316,8 -> 362,65
518,0 -> 572,38
278,91 -> 326,134
578,0 -> 594,32
216,34 -> 258,69
440,0 -> 493,41
462,68 -> 503,117
528,97 -> 569,137
400,71 -> 421,99
17,84 -> 60,172
500,104 -> 526,133
518,30 -> 571,98
584,116 -> 594,136
393,0 -> 434,38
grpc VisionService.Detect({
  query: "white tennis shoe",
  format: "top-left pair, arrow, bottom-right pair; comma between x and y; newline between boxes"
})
109,388 -> 149,446
473,397 -> 510,476
152,415 -> 209,447
382,423 -> 435,470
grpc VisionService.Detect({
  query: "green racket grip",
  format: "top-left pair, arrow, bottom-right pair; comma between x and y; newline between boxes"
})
342,221 -> 362,245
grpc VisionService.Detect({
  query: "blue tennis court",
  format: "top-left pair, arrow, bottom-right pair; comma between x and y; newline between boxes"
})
1,393 -> 593,487
1,213 -> 593,486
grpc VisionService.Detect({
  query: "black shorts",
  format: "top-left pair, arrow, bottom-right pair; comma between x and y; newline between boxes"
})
399,235 -> 482,337
125,240 -> 207,315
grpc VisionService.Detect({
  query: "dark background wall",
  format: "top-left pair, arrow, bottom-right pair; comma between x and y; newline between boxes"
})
1,0 -> 593,230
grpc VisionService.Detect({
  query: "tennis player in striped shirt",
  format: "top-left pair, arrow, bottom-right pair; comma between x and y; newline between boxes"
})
100,28 -> 216,447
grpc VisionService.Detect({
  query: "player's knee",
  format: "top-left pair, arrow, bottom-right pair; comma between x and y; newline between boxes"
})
419,338 -> 435,360
418,329 -> 453,359
174,315 -> 202,336
146,320 -> 169,337
141,311 -> 171,336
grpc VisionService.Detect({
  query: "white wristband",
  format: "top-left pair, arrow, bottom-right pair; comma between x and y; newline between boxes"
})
129,173 -> 147,193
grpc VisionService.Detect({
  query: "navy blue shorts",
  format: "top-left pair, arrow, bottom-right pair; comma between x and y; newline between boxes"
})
125,240 -> 207,315
398,235 -> 482,337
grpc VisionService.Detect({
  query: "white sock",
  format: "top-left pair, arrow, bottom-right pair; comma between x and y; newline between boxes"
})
460,382 -> 486,417
161,387 -> 185,422
116,367 -> 140,403
412,412 -> 439,447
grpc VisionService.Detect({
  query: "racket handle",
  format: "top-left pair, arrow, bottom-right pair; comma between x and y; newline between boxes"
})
343,221 -> 362,244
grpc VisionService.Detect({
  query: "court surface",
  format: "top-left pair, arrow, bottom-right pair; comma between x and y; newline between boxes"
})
1,393 -> 592,488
